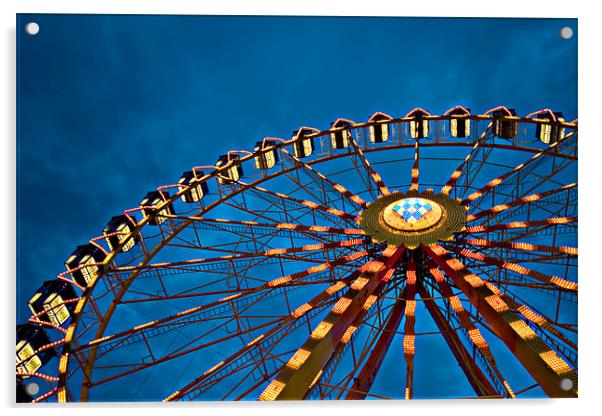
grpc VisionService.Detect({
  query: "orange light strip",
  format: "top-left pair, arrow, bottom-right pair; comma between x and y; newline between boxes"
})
167,270 -> 358,402
259,246 -> 404,401
453,247 -> 578,292
267,249 -> 369,288
403,262 -> 417,400
423,244 -> 577,397
466,183 -> 577,222
458,238 -> 577,256
464,216 -> 577,233
32,386 -> 59,403
462,133 -> 575,205
348,135 -> 391,196
483,281 -> 577,350
429,266 -> 515,398
80,249 -> 370,353
242,181 -> 360,222
441,124 -> 491,196
190,217 -> 366,236
279,147 -> 368,208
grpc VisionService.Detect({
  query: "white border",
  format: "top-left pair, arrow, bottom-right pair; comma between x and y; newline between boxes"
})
2,1 -> 601,416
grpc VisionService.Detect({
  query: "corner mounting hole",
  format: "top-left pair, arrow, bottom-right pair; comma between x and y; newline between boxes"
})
25,22 -> 40,36
25,382 -> 40,396
560,378 -> 574,391
560,26 -> 573,39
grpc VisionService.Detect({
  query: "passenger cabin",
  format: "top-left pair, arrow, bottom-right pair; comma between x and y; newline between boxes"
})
535,110 -> 566,144
330,118 -> 354,149
216,154 -> 243,184
254,139 -> 280,170
65,243 -> 107,287
406,108 -> 430,139
445,106 -> 471,138
178,171 -> 209,203
368,112 -> 393,143
103,215 -> 139,252
292,127 -> 318,158
140,190 -> 175,225
28,280 -> 77,326
489,107 -> 518,139
16,324 -> 55,377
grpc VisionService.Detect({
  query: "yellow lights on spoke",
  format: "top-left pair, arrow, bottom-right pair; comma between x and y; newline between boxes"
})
287,349 -> 311,370
332,297 -> 353,315
362,295 -> 378,311
268,276 -> 292,288
326,281 -> 347,295
350,277 -> 369,291
484,295 -> 510,313
259,380 -> 286,401
310,321 -> 333,340
341,325 -> 358,345
292,304 -> 312,318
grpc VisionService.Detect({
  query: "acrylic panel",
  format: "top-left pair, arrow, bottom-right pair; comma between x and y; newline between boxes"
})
16,14 -> 578,402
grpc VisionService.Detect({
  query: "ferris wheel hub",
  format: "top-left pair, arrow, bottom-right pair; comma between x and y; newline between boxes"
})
358,190 -> 468,249
382,197 -> 444,232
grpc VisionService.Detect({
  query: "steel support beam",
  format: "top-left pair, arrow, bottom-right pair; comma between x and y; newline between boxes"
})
423,244 -> 577,398
345,289 -> 407,400
259,246 -> 404,400
416,281 -> 499,397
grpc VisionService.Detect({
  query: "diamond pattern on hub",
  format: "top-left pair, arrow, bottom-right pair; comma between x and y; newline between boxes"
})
392,198 -> 433,223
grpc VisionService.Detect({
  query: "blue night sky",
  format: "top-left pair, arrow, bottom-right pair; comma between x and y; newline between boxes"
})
16,14 -> 577,400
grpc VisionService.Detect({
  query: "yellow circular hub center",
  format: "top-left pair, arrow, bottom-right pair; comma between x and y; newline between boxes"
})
382,197 -> 443,232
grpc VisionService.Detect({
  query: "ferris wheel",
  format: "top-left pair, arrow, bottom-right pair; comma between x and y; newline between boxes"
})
16,105 -> 577,402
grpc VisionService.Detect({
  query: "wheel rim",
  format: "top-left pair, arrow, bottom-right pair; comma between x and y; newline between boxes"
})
17,108 -> 577,401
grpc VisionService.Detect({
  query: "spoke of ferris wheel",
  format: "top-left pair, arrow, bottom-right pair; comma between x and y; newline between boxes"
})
235,179 -> 360,223
415,281 -> 500,397
164,267 -> 367,401
456,259 -> 577,309
347,135 -> 391,196
220,198 -> 340,245
311,276 -> 405,399
482,281 -> 577,351
402,261 -> 417,400
424,264 -> 514,397
83,285 -> 278,368
493,280 -> 577,329
345,286 -> 408,400
422,244 -> 577,398
258,245 -> 405,401
408,139 -> 420,192
32,387 -> 59,403
462,130 -> 576,206
162,215 -> 366,236
219,193 -> 341,248
114,238 -> 366,274
451,246 -> 577,292
279,147 -> 368,208
457,238 -> 577,256
221,183 -> 343,242
75,247 -> 373,355
278,168 -> 352,216
440,124 -> 492,196
95,277 -> 348,390
458,270 -> 577,350
466,183 -> 577,223
88,314 -> 286,389
464,217 -> 577,234
242,295 -> 389,401
313,274 -> 405,400
120,278 -> 346,306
